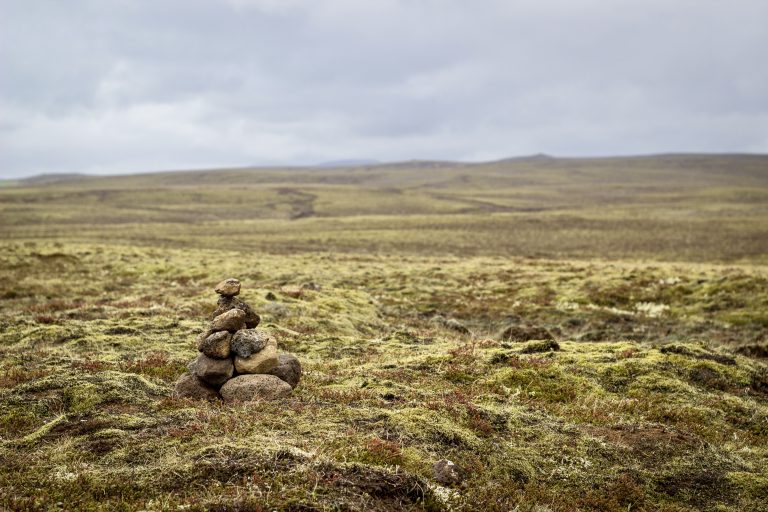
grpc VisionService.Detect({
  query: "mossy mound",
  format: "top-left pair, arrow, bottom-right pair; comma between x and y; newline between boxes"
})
1,242 -> 767,511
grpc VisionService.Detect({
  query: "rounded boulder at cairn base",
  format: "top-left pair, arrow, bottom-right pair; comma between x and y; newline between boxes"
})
267,353 -> 302,388
220,374 -> 293,402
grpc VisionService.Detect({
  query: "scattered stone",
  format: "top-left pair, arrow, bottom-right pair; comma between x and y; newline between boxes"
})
433,459 -> 465,486
281,286 -> 304,299
267,353 -> 302,388
214,278 -> 241,297
265,291 -> 277,301
192,353 -> 234,386
197,330 -> 232,359
173,373 -> 221,400
234,335 -> 279,374
497,324 -> 554,342
213,296 -> 261,329
220,374 -> 292,402
301,282 -> 321,291
231,328 -> 269,358
210,308 -> 246,333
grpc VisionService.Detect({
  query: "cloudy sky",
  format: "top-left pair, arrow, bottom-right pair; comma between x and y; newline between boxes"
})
1,0 -> 767,178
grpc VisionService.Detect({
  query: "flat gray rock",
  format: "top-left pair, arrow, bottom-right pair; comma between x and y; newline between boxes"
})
231,329 -> 269,358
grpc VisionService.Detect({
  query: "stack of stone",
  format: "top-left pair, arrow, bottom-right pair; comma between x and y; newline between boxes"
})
174,278 -> 302,402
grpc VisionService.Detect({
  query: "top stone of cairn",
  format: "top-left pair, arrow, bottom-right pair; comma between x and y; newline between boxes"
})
215,278 -> 241,297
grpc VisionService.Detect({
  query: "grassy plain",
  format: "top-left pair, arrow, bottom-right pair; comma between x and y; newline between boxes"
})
1,154 -> 767,511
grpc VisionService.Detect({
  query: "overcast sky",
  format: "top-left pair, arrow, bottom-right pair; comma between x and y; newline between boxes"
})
1,0 -> 767,178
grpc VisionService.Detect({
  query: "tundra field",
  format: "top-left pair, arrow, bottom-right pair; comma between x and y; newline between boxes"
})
1,154 -> 767,511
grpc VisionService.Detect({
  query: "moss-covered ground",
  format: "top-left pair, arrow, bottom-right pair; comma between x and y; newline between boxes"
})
1,156 -> 767,510
0,242 -> 766,511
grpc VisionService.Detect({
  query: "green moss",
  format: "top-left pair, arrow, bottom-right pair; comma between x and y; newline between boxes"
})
14,414 -> 67,446
63,383 -> 103,413
599,360 -> 654,392
390,408 -> 482,450
519,339 -> 560,354
628,373 -> 696,397
1,240 -> 768,510
488,366 -> 595,403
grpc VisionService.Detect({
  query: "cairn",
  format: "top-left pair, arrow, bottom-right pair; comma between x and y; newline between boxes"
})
174,278 -> 302,402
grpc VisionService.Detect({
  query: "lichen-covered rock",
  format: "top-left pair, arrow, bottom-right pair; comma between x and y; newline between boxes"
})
191,354 -> 234,386
267,353 -> 302,388
234,335 -> 279,374
173,373 -> 221,400
433,459 -> 465,486
210,308 -> 246,333
231,329 -> 269,358
214,278 -> 241,297
197,330 -> 232,359
220,374 -> 292,402
213,296 -> 260,329
280,286 -> 303,299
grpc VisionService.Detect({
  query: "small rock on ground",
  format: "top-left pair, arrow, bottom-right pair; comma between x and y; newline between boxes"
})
280,286 -> 303,299
220,374 -> 292,402
267,353 -> 302,388
433,459 -> 465,486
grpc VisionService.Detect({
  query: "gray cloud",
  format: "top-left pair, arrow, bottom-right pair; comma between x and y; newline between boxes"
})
1,0 -> 767,177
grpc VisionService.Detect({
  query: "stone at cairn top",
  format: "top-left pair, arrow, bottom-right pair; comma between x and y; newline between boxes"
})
215,278 -> 241,297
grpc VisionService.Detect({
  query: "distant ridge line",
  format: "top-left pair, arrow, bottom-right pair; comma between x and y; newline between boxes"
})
9,152 -> 768,182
